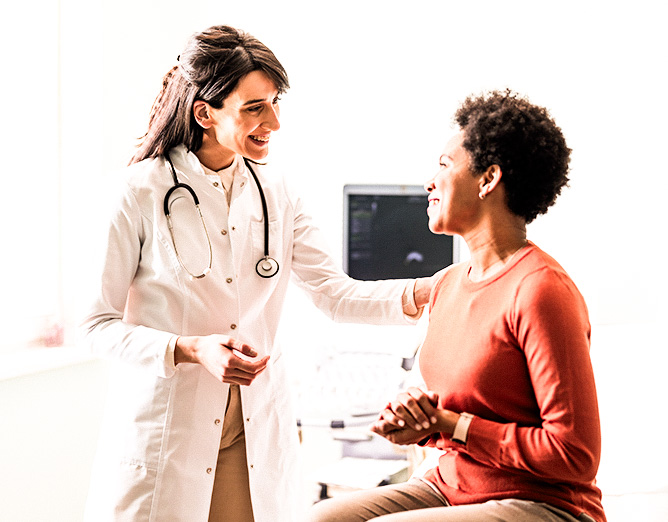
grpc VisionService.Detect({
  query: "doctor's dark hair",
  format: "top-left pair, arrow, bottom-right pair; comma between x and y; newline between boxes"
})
130,25 -> 289,165
455,89 -> 571,223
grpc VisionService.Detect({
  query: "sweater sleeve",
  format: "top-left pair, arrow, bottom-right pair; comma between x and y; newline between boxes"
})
462,268 -> 601,483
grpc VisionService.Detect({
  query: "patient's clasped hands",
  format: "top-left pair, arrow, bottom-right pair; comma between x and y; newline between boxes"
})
370,387 -> 460,446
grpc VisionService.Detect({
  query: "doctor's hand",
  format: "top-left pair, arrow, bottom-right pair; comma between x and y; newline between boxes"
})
413,266 -> 451,308
174,334 -> 270,385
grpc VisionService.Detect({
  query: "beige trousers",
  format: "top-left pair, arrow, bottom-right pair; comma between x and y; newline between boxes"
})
208,384 -> 255,522
306,477 -> 592,522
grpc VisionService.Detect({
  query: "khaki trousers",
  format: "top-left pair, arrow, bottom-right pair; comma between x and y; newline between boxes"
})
306,478 -> 593,522
208,384 -> 255,522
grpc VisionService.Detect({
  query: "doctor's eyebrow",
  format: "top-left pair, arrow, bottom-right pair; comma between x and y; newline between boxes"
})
241,95 -> 279,107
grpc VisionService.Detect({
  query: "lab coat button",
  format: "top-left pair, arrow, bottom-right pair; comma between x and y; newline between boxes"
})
214,419 -> 221,425
221,229 -> 227,235
206,467 -> 213,474
226,278 -> 233,283
230,324 -> 237,330
213,181 -> 219,187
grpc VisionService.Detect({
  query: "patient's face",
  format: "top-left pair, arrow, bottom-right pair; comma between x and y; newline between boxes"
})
425,132 -> 481,236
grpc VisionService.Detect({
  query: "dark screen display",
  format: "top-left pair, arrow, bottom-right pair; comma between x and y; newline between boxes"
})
345,191 -> 454,280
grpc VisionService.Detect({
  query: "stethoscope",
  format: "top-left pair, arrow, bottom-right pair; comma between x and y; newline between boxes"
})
163,152 -> 280,280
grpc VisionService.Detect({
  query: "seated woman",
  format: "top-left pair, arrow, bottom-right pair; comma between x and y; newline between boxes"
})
307,90 -> 606,522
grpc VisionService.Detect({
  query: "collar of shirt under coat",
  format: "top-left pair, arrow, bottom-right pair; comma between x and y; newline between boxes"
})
200,155 -> 238,209
169,145 -> 250,212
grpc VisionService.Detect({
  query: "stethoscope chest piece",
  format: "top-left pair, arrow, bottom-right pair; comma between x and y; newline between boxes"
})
256,256 -> 280,278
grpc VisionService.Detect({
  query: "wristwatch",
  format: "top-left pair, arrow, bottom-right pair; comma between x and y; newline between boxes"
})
451,412 -> 474,444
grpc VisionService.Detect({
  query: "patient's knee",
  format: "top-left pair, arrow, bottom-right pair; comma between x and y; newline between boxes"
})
304,496 -> 364,522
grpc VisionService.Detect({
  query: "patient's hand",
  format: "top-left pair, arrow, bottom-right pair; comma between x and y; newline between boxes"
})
369,421 -> 430,446
376,387 -> 440,432
370,388 -> 460,446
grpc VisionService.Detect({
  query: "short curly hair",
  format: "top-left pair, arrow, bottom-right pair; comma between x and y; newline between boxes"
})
454,89 -> 571,223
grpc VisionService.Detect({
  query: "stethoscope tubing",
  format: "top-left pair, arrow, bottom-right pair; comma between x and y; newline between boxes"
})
242,158 -> 280,278
163,151 -> 279,279
243,158 -> 269,260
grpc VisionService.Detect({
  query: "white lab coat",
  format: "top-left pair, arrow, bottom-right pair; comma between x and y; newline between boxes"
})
81,145 -> 415,522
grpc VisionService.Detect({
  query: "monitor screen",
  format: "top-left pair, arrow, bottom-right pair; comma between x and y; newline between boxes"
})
343,184 -> 456,280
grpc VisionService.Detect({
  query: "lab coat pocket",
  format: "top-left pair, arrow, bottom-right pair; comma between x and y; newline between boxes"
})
105,368 -> 172,468
85,457 -> 157,521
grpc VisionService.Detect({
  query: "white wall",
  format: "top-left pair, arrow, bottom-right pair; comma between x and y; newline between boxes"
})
0,359 -> 109,522
2,0 -> 667,520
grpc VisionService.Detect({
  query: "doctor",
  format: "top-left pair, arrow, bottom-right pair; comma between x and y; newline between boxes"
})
81,25 -> 435,522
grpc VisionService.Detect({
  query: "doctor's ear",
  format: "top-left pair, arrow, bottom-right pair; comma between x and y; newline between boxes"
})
193,101 -> 214,129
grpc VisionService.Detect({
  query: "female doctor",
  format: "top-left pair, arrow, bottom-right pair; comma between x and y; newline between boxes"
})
80,25 -> 435,522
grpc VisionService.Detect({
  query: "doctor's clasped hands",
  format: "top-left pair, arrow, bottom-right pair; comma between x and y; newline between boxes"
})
174,334 -> 270,386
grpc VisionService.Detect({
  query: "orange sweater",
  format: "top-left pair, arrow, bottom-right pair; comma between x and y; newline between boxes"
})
420,242 -> 606,521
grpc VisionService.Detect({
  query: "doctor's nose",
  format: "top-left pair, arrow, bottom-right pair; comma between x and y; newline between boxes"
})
265,105 -> 280,131
424,178 -> 435,193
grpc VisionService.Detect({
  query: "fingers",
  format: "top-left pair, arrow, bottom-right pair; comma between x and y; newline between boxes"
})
390,387 -> 439,432
221,353 -> 270,385
225,337 -> 258,359
371,409 -> 400,434
369,413 -> 432,446
376,406 -> 408,431
425,390 -> 440,407
198,335 -> 269,385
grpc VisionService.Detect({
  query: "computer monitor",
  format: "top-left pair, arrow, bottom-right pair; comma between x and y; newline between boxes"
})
343,184 -> 458,280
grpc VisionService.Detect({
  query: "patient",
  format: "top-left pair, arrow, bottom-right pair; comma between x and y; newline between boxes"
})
307,90 -> 606,521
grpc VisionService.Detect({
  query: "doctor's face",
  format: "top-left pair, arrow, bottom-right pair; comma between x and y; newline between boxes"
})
204,70 -> 281,164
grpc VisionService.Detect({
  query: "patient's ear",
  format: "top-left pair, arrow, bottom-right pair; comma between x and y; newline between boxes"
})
193,100 -> 213,129
478,164 -> 502,199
